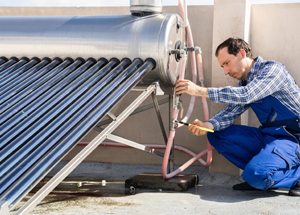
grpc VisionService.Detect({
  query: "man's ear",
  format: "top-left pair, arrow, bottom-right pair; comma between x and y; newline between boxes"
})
240,49 -> 246,58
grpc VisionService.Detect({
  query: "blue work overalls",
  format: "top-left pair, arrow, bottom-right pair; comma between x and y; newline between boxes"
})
207,95 -> 300,190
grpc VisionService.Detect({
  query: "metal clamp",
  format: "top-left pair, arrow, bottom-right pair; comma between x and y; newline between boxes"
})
184,47 -> 195,52
174,94 -> 181,110
107,112 -> 117,121
172,119 -> 179,129
194,46 -> 202,54
106,134 -> 165,159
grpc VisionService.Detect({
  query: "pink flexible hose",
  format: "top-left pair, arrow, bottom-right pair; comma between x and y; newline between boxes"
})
161,1 -> 213,179
197,52 -> 213,160
177,1 -> 197,126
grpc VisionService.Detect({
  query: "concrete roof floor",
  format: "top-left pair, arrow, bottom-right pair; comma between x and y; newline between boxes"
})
12,162 -> 300,215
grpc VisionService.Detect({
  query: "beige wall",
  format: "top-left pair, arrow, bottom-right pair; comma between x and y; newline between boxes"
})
1,2 -> 299,174
209,0 -> 251,175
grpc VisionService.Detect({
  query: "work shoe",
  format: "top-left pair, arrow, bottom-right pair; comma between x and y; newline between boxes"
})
288,180 -> 300,196
232,182 -> 260,190
233,181 -> 280,192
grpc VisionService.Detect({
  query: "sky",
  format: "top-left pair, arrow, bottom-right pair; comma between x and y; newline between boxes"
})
0,0 -> 299,7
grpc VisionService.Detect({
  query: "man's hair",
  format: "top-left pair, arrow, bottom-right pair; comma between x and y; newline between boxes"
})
215,37 -> 252,58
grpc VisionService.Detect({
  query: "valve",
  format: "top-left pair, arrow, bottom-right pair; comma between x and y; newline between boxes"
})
169,45 -> 197,62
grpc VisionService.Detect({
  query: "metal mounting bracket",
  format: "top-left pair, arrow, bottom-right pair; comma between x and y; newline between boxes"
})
0,201 -> 9,215
106,134 -> 164,158
107,112 -> 117,121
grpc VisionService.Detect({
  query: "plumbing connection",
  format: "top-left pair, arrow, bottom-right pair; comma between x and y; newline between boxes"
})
161,0 -> 213,179
77,0 -> 213,180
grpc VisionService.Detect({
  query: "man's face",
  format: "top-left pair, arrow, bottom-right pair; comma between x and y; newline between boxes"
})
217,47 -> 246,80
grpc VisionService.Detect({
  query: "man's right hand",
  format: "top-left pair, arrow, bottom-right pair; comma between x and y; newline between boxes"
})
188,119 -> 214,136
175,79 -> 209,98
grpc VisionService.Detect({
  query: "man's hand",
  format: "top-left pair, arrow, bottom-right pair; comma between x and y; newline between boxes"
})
188,119 -> 214,136
175,79 -> 209,98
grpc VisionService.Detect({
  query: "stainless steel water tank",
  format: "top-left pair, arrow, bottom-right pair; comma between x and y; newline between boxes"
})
0,14 -> 186,86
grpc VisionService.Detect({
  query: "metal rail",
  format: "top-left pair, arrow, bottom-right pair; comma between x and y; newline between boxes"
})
152,92 -> 168,144
95,97 -> 169,128
106,134 -> 165,158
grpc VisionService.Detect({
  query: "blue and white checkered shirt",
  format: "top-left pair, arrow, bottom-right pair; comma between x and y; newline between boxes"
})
207,56 -> 300,131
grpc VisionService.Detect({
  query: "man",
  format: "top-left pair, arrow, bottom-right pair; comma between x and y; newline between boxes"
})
175,37 -> 300,196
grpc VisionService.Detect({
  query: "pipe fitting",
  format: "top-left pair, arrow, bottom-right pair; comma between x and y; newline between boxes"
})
184,47 -> 195,52
177,22 -> 188,28
194,46 -> 202,54
168,49 -> 185,55
130,0 -> 162,16
179,0 -> 189,28
174,94 -> 181,110
172,119 -> 179,129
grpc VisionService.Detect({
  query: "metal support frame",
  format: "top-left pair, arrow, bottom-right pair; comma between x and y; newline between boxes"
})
0,201 -> 9,215
168,94 -> 175,172
151,92 -> 168,144
106,134 -> 164,158
14,84 -> 156,215
95,97 -> 169,128
130,88 -> 147,92
95,82 -> 169,155
94,85 -> 170,160
95,84 -> 169,158
107,112 -> 117,121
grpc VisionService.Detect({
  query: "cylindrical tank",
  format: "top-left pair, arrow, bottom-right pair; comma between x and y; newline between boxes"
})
130,0 -> 162,14
0,14 -> 186,86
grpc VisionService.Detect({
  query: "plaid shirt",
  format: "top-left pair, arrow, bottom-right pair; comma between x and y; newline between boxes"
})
207,56 -> 300,131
